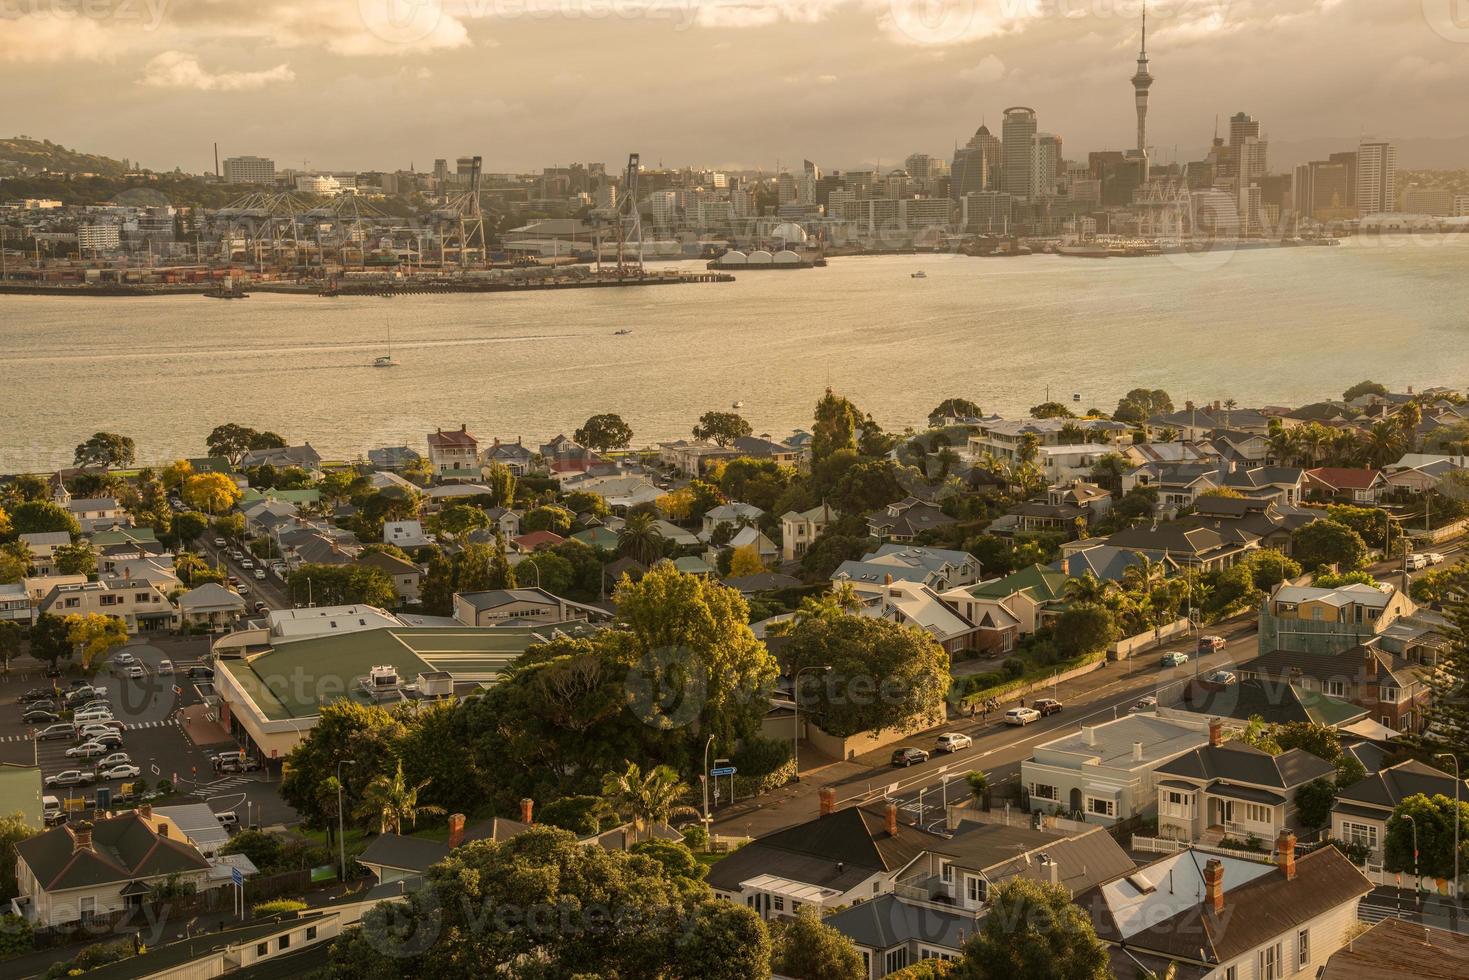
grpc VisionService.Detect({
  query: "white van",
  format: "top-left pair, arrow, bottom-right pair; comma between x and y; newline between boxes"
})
74,706 -> 115,723
43,795 -> 63,825
215,810 -> 239,828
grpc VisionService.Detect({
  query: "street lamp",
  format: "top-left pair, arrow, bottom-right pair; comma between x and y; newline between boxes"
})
1438,751 -> 1461,903
702,735 -> 715,832
1403,813 -> 1421,905
791,666 -> 831,783
336,759 -> 356,882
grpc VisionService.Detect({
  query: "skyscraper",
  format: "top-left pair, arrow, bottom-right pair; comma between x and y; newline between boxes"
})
1002,107 -> 1038,201
1130,4 -> 1153,163
1229,112 -> 1260,148
950,124 -> 1000,202
1356,139 -> 1397,216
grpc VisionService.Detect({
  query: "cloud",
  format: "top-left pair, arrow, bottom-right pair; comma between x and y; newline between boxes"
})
0,14 -> 114,63
958,53 -> 1005,82
140,51 -> 296,91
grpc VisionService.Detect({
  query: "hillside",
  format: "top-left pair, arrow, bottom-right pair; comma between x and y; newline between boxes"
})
0,136 -> 130,177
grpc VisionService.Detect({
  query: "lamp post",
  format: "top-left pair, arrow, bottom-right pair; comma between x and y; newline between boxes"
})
702,734 -> 715,833
1403,813 -> 1420,905
791,665 -> 831,783
1438,751 -> 1461,903
336,759 -> 356,882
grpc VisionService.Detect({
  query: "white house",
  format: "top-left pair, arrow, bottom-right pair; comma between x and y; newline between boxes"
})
780,502 -> 838,561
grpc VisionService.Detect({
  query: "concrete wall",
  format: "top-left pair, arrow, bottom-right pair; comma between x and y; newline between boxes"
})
1111,618 -> 1192,660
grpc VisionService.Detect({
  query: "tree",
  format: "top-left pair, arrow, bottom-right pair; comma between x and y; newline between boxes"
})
711,456 -> 795,512
1384,793 -> 1469,882
619,510 -> 666,566
160,459 -> 194,490
828,459 -> 904,514
1295,778 -> 1338,829
770,905 -> 865,980
538,795 -> 615,836
1053,603 -> 1117,659
1291,519 -> 1369,571
52,542 -> 96,577
8,500 -> 79,537
928,398 -> 982,426
354,759 -> 444,835
951,877 -> 1111,980
521,504 -> 573,535
170,511 -> 209,546
785,615 -> 951,738
517,551 -> 575,595
220,830 -> 287,872
420,552 -> 455,615
657,488 -> 695,522
812,388 -> 864,461
0,542 -> 30,584
482,461 -> 517,507
562,489 -> 611,519
280,702 -> 408,829
27,614 -> 72,670
182,472 -> 242,514
1343,380 -> 1388,402
1274,722 -> 1341,761
0,620 -> 23,670
1030,401 -> 1076,419
286,563 -> 396,608
456,535 -> 517,593
799,533 -> 868,582
206,422 -> 276,463
601,761 -> 699,842
73,432 -> 135,469
728,543 -> 766,577
692,410 -> 752,447
1113,388 -> 1173,426
66,613 -> 128,669
575,413 -> 634,453
427,503 -> 489,540
0,812 -> 37,902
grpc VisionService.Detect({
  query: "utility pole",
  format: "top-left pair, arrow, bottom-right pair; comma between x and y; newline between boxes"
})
791,665 -> 831,782
336,759 -> 356,882
1438,752 -> 1461,904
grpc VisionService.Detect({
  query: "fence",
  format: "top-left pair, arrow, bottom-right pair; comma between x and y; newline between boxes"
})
1110,618 -> 1193,661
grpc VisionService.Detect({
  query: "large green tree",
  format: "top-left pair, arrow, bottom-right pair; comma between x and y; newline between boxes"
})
1291,519 -> 1369,571
951,877 -> 1111,980
286,563 -> 396,608
28,614 -> 73,670
1112,388 -> 1173,426
812,389 -> 865,462
0,811 -> 37,901
280,702 -> 408,830
73,431 -> 136,469
575,413 -> 635,453
1384,793 -> 1469,882
770,905 -> 866,980
692,411 -> 752,447
784,614 -> 951,738
8,500 -> 79,537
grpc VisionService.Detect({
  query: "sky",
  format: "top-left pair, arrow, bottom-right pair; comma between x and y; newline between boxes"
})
3,0 -> 1468,174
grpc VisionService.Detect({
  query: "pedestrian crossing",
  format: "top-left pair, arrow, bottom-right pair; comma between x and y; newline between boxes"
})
1,717 -> 181,744
190,774 -> 261,797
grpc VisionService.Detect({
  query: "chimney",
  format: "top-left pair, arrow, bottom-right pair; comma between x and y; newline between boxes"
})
158,822 -> 169,838
1083,726 -> 1098,747
1203,858 -> 1225,915
1364,648 -> 1378,682
448,813 -> 466,849
139,803 -> 152,821
1060,557 -> 1070,576
819,786 -> 837,817
73,821 -> 94,853
1209,718 -> 1223,747
885,802 -> 899,838
460,423 -> 467,433
1277,830 -> 1297,880
1047,857 -> 1060,886
520,798 -> 535,824
1133,741 -> 1144,762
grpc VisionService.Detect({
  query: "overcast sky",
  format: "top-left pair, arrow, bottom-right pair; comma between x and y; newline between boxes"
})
3,0 -> 1467,174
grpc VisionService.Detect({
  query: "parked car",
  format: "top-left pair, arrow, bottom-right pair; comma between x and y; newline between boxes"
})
1206,670 -> 1238,685
215,810 -> 239,828
42,795 -> 63,825
1034,698 -> 1064,717
1160,651 -> 1190,668
23,699 -> 58,714
254,601 -> 268,614
158,660 -> 173,674
126,665 -> 146,679
73,706 -> 115,723
44,770 -> 95,789
1428,553 -> 1446,565
37,723 -> 77,740
97,751 -> 131,769
935,733 -> 973,753
1004,707 -> 1041,726
1407,553 -> 1429,571
1130,696 -> 1159,713
78,721 -> 125,738
211,750 -> 247,771
214,537 -> 227,547
22,709 -> 60,724
100,764 -> 141,780
188,666 -> 215,680
891,747 -> 930,767
90,734 -> 125,751
219,756 -> 261,773
66,741 -> 110,759
19,688 -> 55,703
1198,635 -> 1227,654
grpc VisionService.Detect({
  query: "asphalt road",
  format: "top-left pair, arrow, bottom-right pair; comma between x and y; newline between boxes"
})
197,537 -> 291,611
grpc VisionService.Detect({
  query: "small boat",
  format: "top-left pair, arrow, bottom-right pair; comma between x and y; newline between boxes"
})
732,400 -> 744,409
911,271 -> 927,278
614,328 -> 633,335
374,320 -> 398,367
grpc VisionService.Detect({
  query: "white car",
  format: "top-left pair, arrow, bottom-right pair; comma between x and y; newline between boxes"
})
158,660 -> 174,674
126,665 -> 146,679
100,763 -> 141,780
114,652 -> 136,666
66,741 -> 110,759
79,722 -> 125,739
236,583 -> 251,595
214,537 -> 227,547
73,706 -> 115,723
1207,670 -> 1238,685
253,568 -> 267,580
1428,553 -> 1446,565
1130,696 -> 1159,713
1004,707 -> 1041,726
97,752 -> 131,769
935,732 -> 973,753
1407,554 -> 1429,571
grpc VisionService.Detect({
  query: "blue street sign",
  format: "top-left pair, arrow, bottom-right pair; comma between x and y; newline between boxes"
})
231,866 -> 244,886
711,766 -> 737,777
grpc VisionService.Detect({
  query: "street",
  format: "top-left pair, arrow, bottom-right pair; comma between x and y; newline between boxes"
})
196,535 -> 292,612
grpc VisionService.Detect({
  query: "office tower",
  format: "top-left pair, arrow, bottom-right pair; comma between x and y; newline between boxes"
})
1002,107 -> 1038,201
961,191 -> 1014,233
1032,134 -> 1063,197
950,124 -> 1001,202
1401,187 -> 1454,216
1130,5 -> 1154,162
1356,139 -> 1396,216
1229,112 -> 1260,149
433,159 -> 448,183
1329,151 -> 1357,209
776,172 -> 797,205
221,155 -> 275,184
904,153 -> 933,186
1238,136 -> 1268,181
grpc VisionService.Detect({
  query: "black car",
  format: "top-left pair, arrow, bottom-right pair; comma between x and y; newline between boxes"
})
19,688 -> 56,703
23,700 -> 58,714
891,747 -> 930,767
22,709 -> 60,724
188,666 -> 214,680
91,734 -> 125,751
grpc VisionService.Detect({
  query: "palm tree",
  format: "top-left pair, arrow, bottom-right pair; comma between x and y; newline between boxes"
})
1063,572 -> 1114,605
601,762 -> 700,842
1122,555 -> 1168,595
1365,419 -> 1404,468
617,510 -> 665,566
797,582 -> 862,621
355,759 -> 444,835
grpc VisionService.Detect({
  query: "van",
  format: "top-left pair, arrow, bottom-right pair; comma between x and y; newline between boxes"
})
42,795 -> 63,824
1407,554 -> 1429,571
73,706 -> 115,723
211,750 -> 246,770
215,810 -> 239,828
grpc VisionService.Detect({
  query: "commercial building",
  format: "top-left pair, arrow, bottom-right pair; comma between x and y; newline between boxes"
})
1001,107 -> 1038,201
1356,139 -> 1396,216
76,224 -> 120,252
222,155 -> 276,184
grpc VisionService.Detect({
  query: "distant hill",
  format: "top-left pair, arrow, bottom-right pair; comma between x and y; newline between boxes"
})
0,136 -> 130,177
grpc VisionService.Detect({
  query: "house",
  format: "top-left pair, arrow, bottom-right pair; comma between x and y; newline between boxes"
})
65,497 -> 126,534
706,795 -> 950,918
943,564 -> 1068,637
358,550 -> 423,605
241,498 -> 299,538
781,502 -> 838,561
1105,522 -> 1253,574
649,519 -> 700,548
1330,759 -> 1466,863
512,530 -> 565,553
732,435 -> 803,467
237,444 -> 323,474
825,894 -> 972,978
0,582 -> 31,623
702,502 -> 765,537
177,583 -> 247,632
540,434 -> 602,475
144,803 -> 234,858
1160,678 -> 1367,729
452,587 -> 614,626
13,811 -> 213,925
1051,545 -> 1171,585
426,425 -> 480,481
834,544 -> 981,594
866,497 -> 956,541
39,579 -> 176,633
367,445 -> 422,471
570,526 -> 620,550
1010,481 -> 1112,536
1021,713 -> 1213,824
1078,839 -> 1373,980
966,417 -> 1128,467
863,579 -> 981,655
659,440 -> 742,478
672,555 -> 716,578
721,572 -> 801,596
18,531 -> 72,575
1176,496 -> 1319,556
1153,720 -> 1336,844
382,520 -> 432,551
1319,915 -> 1469,980
563,473 -> 663,511
1236,638 -> 1432,735
1304,467 -> 1389,504
1259,582 -> 1412,652
482,437 -> 536,475
723,525 -> 779,564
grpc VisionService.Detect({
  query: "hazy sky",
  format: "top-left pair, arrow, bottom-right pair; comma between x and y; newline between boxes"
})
3,0 -> 1467,173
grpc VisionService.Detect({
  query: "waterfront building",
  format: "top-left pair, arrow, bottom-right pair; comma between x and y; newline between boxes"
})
1001,107 -> 1038,201
1356,139 -> 1396,216
222,155 -> 276,184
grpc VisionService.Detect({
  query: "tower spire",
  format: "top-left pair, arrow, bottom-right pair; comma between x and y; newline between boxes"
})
1130,1 -> 1154,168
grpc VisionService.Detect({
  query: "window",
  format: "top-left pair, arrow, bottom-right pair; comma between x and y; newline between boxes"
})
279,935 -> 291,951
1342,821 -> 1380,850
773,896 -> 784,912
1327,681 -> 1347,697
1087,797 -> 1116,818
872,881 -> 880,894
1224,967 -> 1236,980
791,902 -> 800,913
885,949 -> 910,974
940,863 -> 953,883
1297,929 -> 1310,966
1162,791 -> 1190,819
1311,606 -> 1324,620
306,926 -> 317,942
966,876 -> 987,904
1260,942 -> 1282,980
1244,803 -> 1271,825
1380,687 -> 1400,703
79,896 -> 95,917
1031,783 -> 1058,801
257,943 -> 268,956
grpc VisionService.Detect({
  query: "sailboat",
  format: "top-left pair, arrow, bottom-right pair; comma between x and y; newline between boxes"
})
374,320 -> 398,367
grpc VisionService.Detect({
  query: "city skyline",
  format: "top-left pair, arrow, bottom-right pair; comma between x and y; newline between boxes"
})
3,1 -> 1467,173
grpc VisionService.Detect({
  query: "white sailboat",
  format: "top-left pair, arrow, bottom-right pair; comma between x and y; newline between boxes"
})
374,320 -> 398,367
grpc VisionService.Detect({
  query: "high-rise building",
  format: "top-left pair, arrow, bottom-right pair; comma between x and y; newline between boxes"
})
1356,139 -> 1397,216
1032,134 -> 1063,197
433,159 -> 448,182
960,191 -> 1014,233
1238,136 -> 1268,181
776,172 -> 798,205
1401,187 -> 1454,216
1293,159 -> 1354,220
1002,107 -> 1038,201
221,155 -> 275,184
904,153 -> 933,186
1229,112 -> 1260,149
1130,6 -> 1154,162
950,124 -> 1000,202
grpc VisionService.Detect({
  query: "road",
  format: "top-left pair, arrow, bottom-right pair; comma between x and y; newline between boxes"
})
197,536 -> 291,611
714,612 -> 1260,839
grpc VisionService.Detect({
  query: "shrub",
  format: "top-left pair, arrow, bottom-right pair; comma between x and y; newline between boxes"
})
539,796 -> 609,837
731,736 -> 792,779
155,779 -> 173,796
0,914 -> 34,956
251,899 -> 307,917
681,824 -> 709,850
1001,658 -> 1026,680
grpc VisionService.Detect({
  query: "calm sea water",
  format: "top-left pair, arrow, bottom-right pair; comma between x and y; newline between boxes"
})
2,235 -> 1466,473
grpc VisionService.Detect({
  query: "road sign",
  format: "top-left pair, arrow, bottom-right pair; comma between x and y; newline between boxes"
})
231,866 -> 244,887
710,766 -> 737,777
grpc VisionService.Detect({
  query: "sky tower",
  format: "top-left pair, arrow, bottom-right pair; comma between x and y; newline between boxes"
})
1131,3 -> 1154,166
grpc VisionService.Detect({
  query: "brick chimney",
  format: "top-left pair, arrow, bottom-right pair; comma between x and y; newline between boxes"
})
1277,830 -> 1297,880
819,786 -> 837,817
139,803 -> 152,821
519,798 -> 534,824
447,813 -> 466,849
157,822 -> 169,838
72,821 -> 94,853
1060,556 -> 1070,576
885,802 -> 899,838
1364,647 -> 1378,682
1203,858 -> 1225,915
1209,718 -> 1223,747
